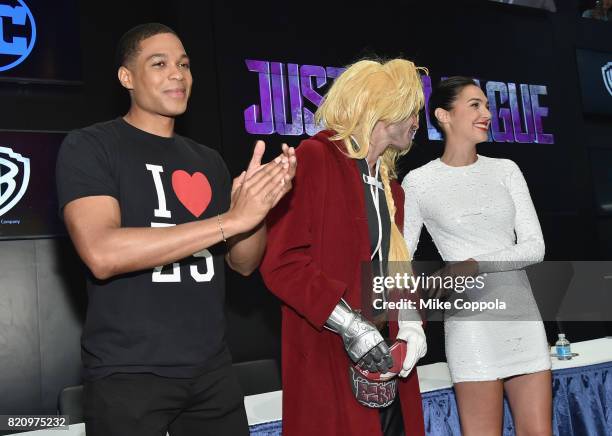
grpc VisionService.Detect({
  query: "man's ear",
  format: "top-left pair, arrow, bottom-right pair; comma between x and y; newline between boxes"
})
118,66 -> 133,90
434,108 -> 450,126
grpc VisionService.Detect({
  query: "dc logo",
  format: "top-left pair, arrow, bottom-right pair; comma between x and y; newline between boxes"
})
602,62 -> 612,97
0,0 -> 36,72
0,146 -> 30,217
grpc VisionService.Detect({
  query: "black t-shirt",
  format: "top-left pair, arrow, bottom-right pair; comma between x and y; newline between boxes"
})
56,118 -> 232,380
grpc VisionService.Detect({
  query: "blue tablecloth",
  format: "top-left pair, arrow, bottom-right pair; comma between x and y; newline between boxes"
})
420,361 -> 612,436
249,361 -> 612,435
249,420 -> 283,436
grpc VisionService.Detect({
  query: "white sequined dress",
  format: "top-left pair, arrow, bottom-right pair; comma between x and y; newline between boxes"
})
401,155 -> 551,382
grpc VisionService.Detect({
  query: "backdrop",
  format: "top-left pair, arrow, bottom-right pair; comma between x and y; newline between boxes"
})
0,0 -> 610,424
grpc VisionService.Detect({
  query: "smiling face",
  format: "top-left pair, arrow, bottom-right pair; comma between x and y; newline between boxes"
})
118,32 -> 192,119
436,84 -> 491,145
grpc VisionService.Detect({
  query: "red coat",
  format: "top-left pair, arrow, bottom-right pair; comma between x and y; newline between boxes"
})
260,130 -> 425,436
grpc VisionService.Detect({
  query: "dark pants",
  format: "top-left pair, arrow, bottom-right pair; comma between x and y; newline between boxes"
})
380,396 -> 405,436
84,365 -> 249,436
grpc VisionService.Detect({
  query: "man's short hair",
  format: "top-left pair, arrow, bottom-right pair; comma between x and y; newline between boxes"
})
116,23 -> 177,68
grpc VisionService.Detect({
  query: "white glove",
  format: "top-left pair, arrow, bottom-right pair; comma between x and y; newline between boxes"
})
396,321 -> 427,377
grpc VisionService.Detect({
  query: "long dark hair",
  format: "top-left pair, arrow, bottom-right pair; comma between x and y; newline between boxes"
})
428,76 -> 478,135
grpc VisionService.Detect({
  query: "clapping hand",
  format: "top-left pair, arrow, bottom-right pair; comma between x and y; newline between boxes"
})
228,141 -> 297,234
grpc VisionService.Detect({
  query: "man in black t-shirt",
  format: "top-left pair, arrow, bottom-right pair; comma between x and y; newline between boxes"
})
55,23 -> 295,436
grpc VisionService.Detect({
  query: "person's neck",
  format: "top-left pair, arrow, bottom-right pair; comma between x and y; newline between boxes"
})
441,140 -> 478,167
365,139 -> 386,174
123,109 -> 175,138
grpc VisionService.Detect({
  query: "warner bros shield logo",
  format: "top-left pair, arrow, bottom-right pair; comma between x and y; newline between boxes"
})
603,62 -> 612,97
0,146 -> 30,217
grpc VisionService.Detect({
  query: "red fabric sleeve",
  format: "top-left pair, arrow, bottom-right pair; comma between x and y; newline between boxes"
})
260,140 -> 346,330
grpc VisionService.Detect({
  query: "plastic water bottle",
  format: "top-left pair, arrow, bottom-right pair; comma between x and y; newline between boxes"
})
555,333 -> 572,360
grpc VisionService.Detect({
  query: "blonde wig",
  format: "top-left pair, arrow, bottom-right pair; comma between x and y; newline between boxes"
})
316,58 -> 427,264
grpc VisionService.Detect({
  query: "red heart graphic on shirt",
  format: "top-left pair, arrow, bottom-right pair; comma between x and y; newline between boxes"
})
171,170 -> 212,218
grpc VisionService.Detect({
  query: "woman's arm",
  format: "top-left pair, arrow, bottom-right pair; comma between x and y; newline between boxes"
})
473,161 -> 545,273
401,171 -> 425,258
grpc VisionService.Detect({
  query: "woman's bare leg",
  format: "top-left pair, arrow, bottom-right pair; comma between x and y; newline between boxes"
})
504,370 -> 552,436
454,380 -> 504,435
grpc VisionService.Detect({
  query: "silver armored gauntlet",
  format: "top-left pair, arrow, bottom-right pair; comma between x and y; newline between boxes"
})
325,299 -> 385,363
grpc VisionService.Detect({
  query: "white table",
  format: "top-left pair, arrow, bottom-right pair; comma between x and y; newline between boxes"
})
13,392 -> 283,436
243,390 -> 282,426
417,336 -> 612,435
15,337 -> 612,435
416,336 -> 612,392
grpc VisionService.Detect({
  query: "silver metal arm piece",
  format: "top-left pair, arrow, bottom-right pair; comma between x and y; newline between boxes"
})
325,299 -> 386,363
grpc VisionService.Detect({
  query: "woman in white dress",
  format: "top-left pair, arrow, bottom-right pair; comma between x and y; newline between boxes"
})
402,77 -> 552,435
